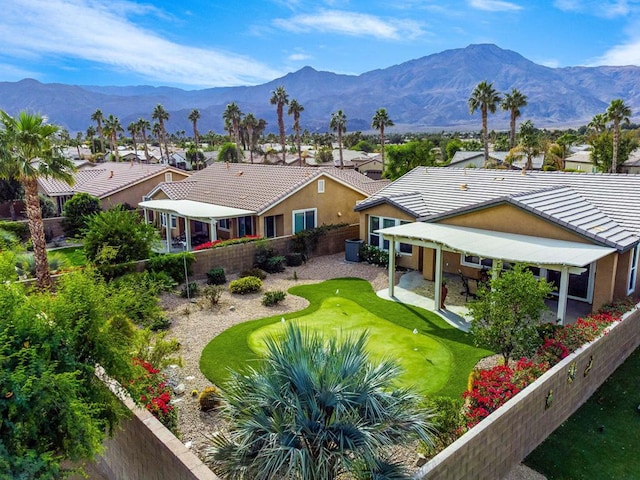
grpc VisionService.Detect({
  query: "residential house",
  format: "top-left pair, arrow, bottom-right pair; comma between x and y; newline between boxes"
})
564,149 -> 596,172
39,161 -> 190,214
448,151 -> 545,170
354,167 -> 640,324
621,149 -> 640,174
139,163 -> 389,251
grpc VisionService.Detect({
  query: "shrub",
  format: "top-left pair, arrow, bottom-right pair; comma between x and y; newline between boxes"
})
132,358 -> 178,434
262,290 -> 286,306
229,276 -> 263,294
61,192 -> 101,238
202,285 -> 224,308
285,252 -> 304,267
206,267 -> 226,285
240,267 -> 267,280
254,241 -> 284,273
419,397 -> 466,457
148,252 -> 195,284
199,385 -> 222,411
110,272 -> 166,327
265,255 -> 286,273
290,223 -> 349,259
359,243 -> 390,267
181,282 -> 199,298
0,221 -> 29,242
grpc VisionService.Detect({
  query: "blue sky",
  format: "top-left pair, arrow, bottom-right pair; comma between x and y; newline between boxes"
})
1,0 -> 639,89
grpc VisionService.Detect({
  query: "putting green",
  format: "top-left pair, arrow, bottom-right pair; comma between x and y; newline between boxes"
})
248,297 -> 451,394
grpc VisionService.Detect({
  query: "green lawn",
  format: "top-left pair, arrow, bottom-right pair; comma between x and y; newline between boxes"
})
50,246 -> 86,267
200,277 -> 492,398
525,347 -> 640,479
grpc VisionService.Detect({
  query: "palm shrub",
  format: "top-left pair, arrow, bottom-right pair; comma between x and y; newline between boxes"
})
208,324 -> 435,480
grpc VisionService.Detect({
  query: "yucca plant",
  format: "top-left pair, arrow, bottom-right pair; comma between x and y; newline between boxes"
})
208,324 -> 435,480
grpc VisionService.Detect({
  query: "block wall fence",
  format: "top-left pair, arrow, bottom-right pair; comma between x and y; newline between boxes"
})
414,306 -> 640,480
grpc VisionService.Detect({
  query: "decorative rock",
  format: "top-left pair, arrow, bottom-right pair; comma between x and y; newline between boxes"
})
173,383 -> 186,395
184,441 -> 193,449
185,375 -> 195,381
229,305 -> 236,311
415,454 -> 427,467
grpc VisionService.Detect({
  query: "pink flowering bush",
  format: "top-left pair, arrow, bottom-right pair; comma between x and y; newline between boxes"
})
193,235 -> 262,251
131,358 -> 178,434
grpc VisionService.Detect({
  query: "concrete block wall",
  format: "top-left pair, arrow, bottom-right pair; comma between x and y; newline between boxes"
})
414,306 -> 640,480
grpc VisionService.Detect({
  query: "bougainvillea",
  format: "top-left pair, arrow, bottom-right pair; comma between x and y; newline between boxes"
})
131,358 -> 178,434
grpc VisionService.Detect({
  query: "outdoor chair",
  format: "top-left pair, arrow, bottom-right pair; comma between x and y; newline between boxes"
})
458,270 -> 478,301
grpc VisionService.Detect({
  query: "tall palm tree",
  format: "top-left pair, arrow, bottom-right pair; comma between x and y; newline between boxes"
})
606,99 -> 632,173
468,81 -> 502,166
86,125 -> 96,154
103,115 -> 123,162
287,99 -> 304,166
330,109 -> 347,169
91,109 -> 105,156
127,121 -> 139,160
501,89 -> 527,149
188,109 -> 201,150
136,118 -> 151,162
270,86 -> 289,164
209,324 -> 435,480
371,108 -> 394,173
223,103 -> 243,145
242,113 -> 259,164
0,111 -> 75,290
152,104 -> 170,163
587,113 -> 607,135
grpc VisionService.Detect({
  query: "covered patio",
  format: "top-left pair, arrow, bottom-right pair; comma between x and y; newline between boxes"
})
139,199 -> 255,252
377,222 -> 616,325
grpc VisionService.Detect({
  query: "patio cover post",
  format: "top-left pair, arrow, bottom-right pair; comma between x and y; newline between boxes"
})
557,266 -> 570,325
164,214 -> 171,253
210,219 -> 217,242
388,238 -> 396,297
143,208 -> 148,224
185,217 -> 191,250
434,245 -> 443,310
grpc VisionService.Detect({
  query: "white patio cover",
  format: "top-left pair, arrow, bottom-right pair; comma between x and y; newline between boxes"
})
376,222 -> 616,268
139,199 -> 255,220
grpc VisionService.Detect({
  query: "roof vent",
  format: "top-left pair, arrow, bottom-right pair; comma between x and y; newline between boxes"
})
236,171 -> 243,176
460,183 -> 468,191
109,170 -> 114,179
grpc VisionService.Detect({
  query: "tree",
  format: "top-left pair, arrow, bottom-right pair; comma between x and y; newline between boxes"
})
587,113 -> 607,135
137,118 -> 151,162
127,121 -> 139,159
589,130 -> 637,173
218,142 -> 241,163
61,192 -> 102,237
606,99 -> 632,173
468,81 -> 502,166
209,323 -> 434,480
384,139 -> 438,180
0,110 -> 75,289
91,108 -> 105,155
0,178 -> 23,220
103,114 -> 123,162
330,109 -> 347,169
287,99 -> 304,166
468,264 -> 554,365
507,120 -> 541,170
242,113 -> 259,164
188,109 -> 201,150
501,89 -> 527,149
152,104 -> 170,162
223,102 -> 243,146
371,108 -> 394,172
270,86 -> 289,164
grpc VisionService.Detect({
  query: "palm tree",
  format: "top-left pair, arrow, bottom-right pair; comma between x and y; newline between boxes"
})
86,125 -> 96,154
242,113 -> 259,164
208,324 -> 435,480
330,109 -> 347,169
0,111 -> 75,289
136,118 -> 151,162
127,121 -> 139,160
287,99 -> 304,166
223,103 -> 243,145
91,109 -> 105,156
468,81 -> 502,166
188,109 -> 201,150
371,108 -> 394,173
501,89 -> 527,149
152,104 -> 170,162
270,86 -> 289,164
606,99 -> 632,173
513,120 -> 541,170
103,115 -> 123,162
587,113 -> 607,135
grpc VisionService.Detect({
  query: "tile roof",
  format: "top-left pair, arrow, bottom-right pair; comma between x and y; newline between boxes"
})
39,162 -> 187,199
355,167 -> 640,250
154,181 -> 197,200
176,163 -> 388,214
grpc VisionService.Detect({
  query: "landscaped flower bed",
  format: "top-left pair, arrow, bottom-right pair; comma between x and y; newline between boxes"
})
131,358 -> 178,435
463,297 -> 637,428
193,235 -> 262,251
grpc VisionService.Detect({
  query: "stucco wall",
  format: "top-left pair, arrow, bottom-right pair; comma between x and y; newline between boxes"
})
414,305 -> 640,480
102,171 -> 190,210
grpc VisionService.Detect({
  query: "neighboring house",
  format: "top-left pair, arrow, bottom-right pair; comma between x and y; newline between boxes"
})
621,149 -> 640,174
448,151 -> 544,170
139,163 -> 389,251
354,156 -> 384,179
38,161 -> 190,214
564,149 -> 596,172
354,167 -> 640,324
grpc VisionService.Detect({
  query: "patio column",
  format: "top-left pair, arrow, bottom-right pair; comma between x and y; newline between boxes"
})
434,245 -> 443,310
165,216 -> 171,253
143,208 -> 148,224
210,219 -> 217,242
557,265 -> 570,325
185,217 -> 191,250
388,237 -> 396,297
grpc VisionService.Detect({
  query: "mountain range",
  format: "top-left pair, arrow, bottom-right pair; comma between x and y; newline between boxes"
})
1,44 -> 639,135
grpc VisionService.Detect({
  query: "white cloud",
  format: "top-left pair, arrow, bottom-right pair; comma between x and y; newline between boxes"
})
273,9 -> 425,40
553,0 -> 638,18
468,0 -> 523,11
0,0 -> 282,87
288,53 -> 313,61
590,39 -> 640,65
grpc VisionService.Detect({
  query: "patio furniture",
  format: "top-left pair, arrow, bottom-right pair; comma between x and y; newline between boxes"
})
458,270 -> 478,301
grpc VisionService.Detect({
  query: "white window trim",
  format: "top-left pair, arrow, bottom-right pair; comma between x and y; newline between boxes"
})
218,218 -> 230,231
628,245 -> 639,294
292,208 -> 317,234
369,215 -> 412,256
460,254 -> 493,269
318,179 -> 325,193
164,172 -> 173,182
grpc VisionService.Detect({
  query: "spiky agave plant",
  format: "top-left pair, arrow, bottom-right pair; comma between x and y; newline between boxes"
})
208,323 -> 435,480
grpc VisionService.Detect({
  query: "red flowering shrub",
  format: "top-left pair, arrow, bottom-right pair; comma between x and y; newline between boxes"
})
193,235 -> 262,251
131,358 -> 178,434
554,312 -> 617,352
536,338 -> 570,364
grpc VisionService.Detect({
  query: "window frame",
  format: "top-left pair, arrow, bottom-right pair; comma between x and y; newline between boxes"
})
318,179 -> 325,193
292,208 -> 317,234
628,245 -> 639,294
368,215 -> 412,255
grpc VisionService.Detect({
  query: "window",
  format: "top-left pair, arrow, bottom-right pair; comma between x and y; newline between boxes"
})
368,216 -> 412,255
218,218 -> 230,230
628,245 -> 639,294
461,254 -> 493,269
164,172 -> 173,182
293,209 -> 316,234
238,216 -> 253,237
160,213 -> 176,229
318,179 -> 325,193
264,216 -> 277,238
